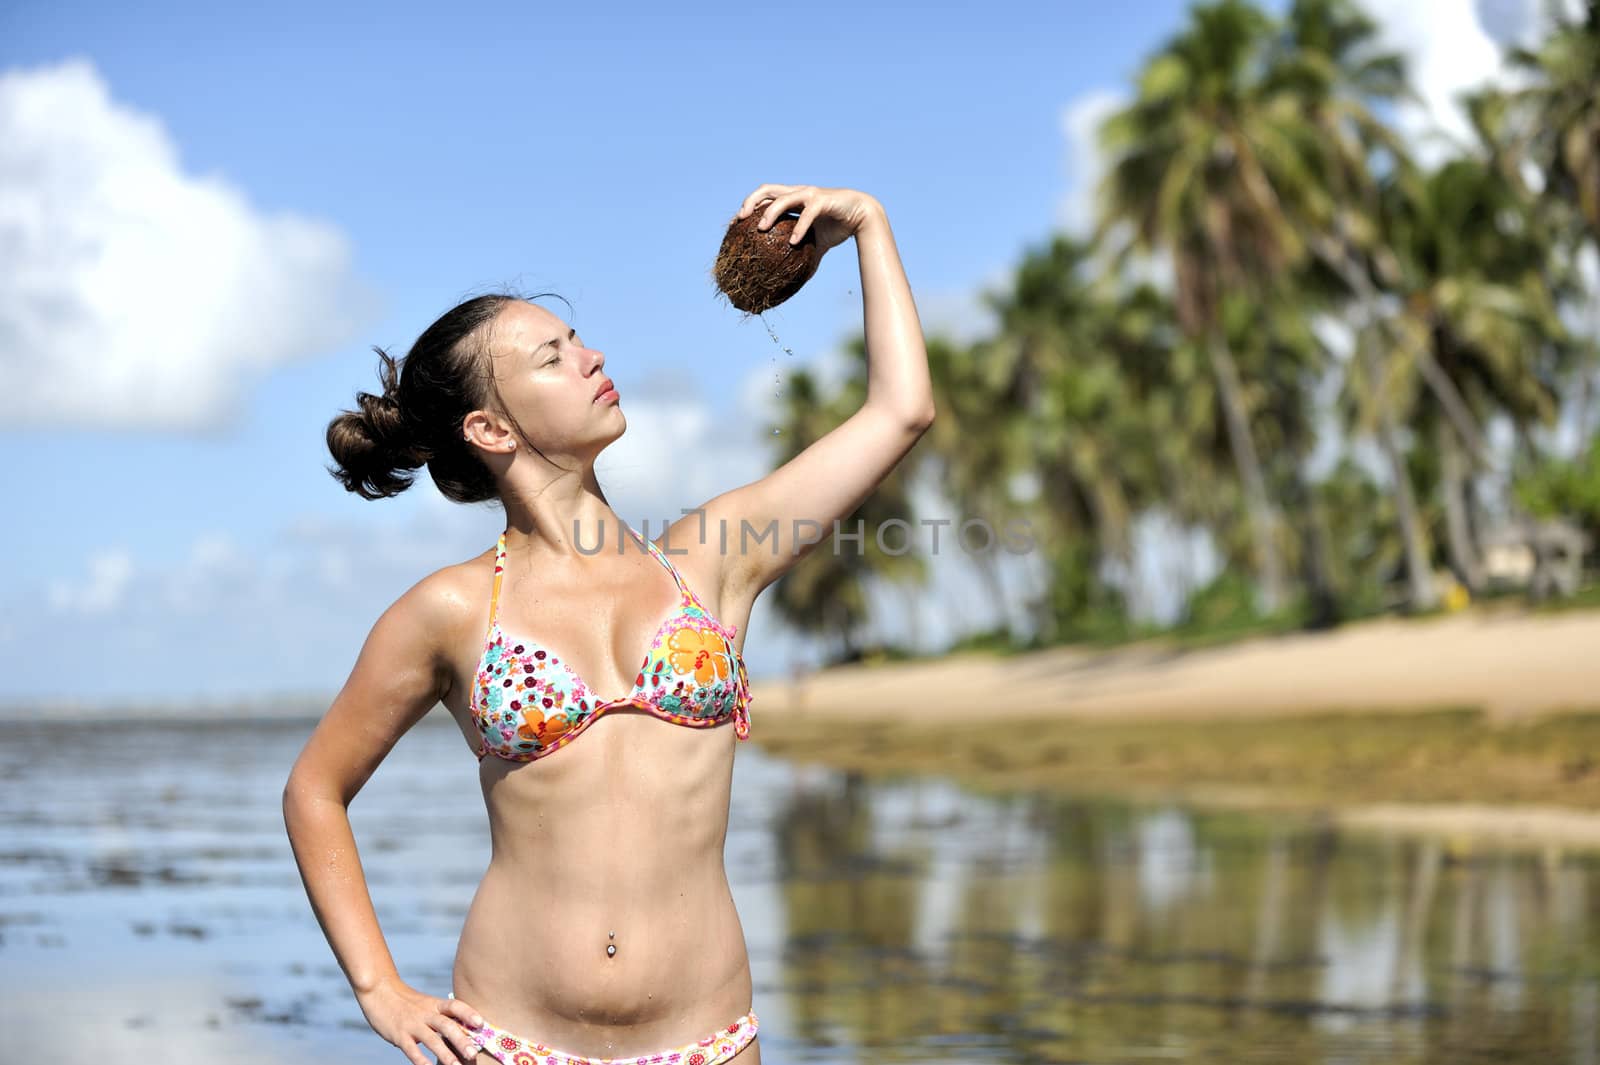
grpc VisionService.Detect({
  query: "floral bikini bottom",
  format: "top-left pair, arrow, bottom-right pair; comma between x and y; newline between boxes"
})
447,994 -> 759,1065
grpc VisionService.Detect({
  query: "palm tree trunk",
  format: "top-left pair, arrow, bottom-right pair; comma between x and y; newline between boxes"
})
1289,464 -> 1340,627
1311,234 -> 1438,611
1376,406 -> 1438,610
1415,350 -> 1489,466
1078,459 -> 1132,614
1245,833 -> 1289,1005
1205,329 -> 1288,614
1576,367 -> 1597,457
1574,301 -> 1600,454
1438,418 -> 1486,592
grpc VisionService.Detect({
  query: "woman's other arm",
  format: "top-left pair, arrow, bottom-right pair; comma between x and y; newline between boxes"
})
281,575 -> 485,1065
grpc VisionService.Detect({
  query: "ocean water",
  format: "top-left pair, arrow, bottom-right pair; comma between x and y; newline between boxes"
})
2,714 -> 1598,1064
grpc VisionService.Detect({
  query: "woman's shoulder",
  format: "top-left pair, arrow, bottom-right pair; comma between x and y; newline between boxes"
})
382,544 -> 499,642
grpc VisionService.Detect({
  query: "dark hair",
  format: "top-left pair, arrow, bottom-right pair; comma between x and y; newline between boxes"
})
325,290 -> 570,503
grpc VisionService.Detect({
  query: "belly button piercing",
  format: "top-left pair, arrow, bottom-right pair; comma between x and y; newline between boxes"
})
607,930 -> 616,957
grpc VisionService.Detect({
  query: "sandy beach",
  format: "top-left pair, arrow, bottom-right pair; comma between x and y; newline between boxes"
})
748,605 -> 1600,849
751,605 -> 1600,724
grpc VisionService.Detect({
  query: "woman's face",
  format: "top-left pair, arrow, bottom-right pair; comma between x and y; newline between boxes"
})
482,300 -> 622,457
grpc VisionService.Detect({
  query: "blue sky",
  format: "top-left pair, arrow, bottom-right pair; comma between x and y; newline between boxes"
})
0,0 -> 1532,706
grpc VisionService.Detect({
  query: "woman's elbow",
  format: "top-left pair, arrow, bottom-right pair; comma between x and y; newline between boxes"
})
867,399 -> 935,434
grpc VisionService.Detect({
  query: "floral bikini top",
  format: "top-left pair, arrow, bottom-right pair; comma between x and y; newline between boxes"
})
468,525 -> 753,763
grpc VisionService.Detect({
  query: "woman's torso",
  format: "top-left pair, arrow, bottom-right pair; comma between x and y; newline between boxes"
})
434,528 -> 758,1056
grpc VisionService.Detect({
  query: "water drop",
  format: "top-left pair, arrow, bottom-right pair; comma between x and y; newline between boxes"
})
760,315 -> 798,359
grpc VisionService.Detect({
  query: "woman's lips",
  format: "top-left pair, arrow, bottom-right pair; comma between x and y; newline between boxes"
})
595,386 -> 619,404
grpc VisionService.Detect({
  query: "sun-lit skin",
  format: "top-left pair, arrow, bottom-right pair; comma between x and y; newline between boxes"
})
435,299 -> 773,1065
282,183 -> 935,1065
454,299 -> 646,575
465,303 -> 620,458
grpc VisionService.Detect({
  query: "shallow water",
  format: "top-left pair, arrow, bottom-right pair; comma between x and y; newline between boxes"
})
2,715 -> 1598,1064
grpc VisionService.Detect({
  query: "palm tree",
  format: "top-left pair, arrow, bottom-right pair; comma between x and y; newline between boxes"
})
991,239 -> 1143,587
765,364 -> 928,663
1363,152 -> 1570,592
1226,291 -> 1336,618
1507,0 -> 1600,246
1267,0 -> 1441,609
1098,0 -> 1325,614
1505,2 -> 1600,452
1317,457 -> 1404,614
912,238 -> 1153,640
826,337 -> 934,653
970,236 -> 1215,636
918,331 -> 1037,641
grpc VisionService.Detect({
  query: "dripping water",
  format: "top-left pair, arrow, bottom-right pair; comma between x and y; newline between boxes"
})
759,312 -> 799,437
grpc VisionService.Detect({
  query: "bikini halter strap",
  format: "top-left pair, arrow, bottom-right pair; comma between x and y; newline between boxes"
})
488,526 -> 694,626
486,532 -> 508,632
627,525 -> 698,605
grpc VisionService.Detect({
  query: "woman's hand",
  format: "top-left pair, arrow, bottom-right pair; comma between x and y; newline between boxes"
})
355,979 -> 486,1065
735,184 -> 883,257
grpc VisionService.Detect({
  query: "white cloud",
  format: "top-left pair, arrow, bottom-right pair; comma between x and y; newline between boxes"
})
0,58 -> 377,431
2,411 -> 825,704
597,376 -> 773,527
162,532 -> 248,614
47,547 -> 134,615
1475,0 -> 1572,46
1058,88 -> 1126,236
1058,87 -> 1176,291
1355,0 -> 1533,165
13,506 -> 493,705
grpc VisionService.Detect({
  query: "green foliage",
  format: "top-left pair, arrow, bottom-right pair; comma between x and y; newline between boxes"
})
763,0 -> 1600,657
1315,459 -> 1401,616
1178,569 -> 1262,632
1043,540 -> 1134,643
943,627 -> 1027,656
1516,436 -> 1600,530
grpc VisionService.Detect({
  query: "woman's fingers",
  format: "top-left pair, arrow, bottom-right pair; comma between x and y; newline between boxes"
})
739,184 -> 795,217
789,200 -> 823,244
418,1027 -> 463,1065
435,1018 -> 480,1060
758,190 -> 809,229
435,998 -> 482,1060
443,996 -> 485,1028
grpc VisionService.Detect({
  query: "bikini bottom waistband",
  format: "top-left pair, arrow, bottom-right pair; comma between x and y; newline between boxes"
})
446,994 -> 759,1065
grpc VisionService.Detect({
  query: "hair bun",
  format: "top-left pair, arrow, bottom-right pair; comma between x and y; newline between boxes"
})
325,347 -> 430,499
324,289 -> 566,505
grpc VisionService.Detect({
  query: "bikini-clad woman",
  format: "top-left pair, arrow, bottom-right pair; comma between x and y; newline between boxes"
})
282,183 -> 934,1065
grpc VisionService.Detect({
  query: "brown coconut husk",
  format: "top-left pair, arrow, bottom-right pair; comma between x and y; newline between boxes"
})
712,211 -> 821,314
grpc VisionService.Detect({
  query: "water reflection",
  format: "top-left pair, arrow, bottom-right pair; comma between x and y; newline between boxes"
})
766,769 -> 1600,1063
1,716 -> 1598,1063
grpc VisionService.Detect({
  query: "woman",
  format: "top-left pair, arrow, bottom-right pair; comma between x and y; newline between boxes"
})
282,183 -> 934,1065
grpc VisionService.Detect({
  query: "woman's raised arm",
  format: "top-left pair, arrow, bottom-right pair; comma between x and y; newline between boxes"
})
693,185 -> 936,604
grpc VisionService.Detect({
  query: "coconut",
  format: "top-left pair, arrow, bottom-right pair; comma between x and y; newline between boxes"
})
712,210 -> 821,314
